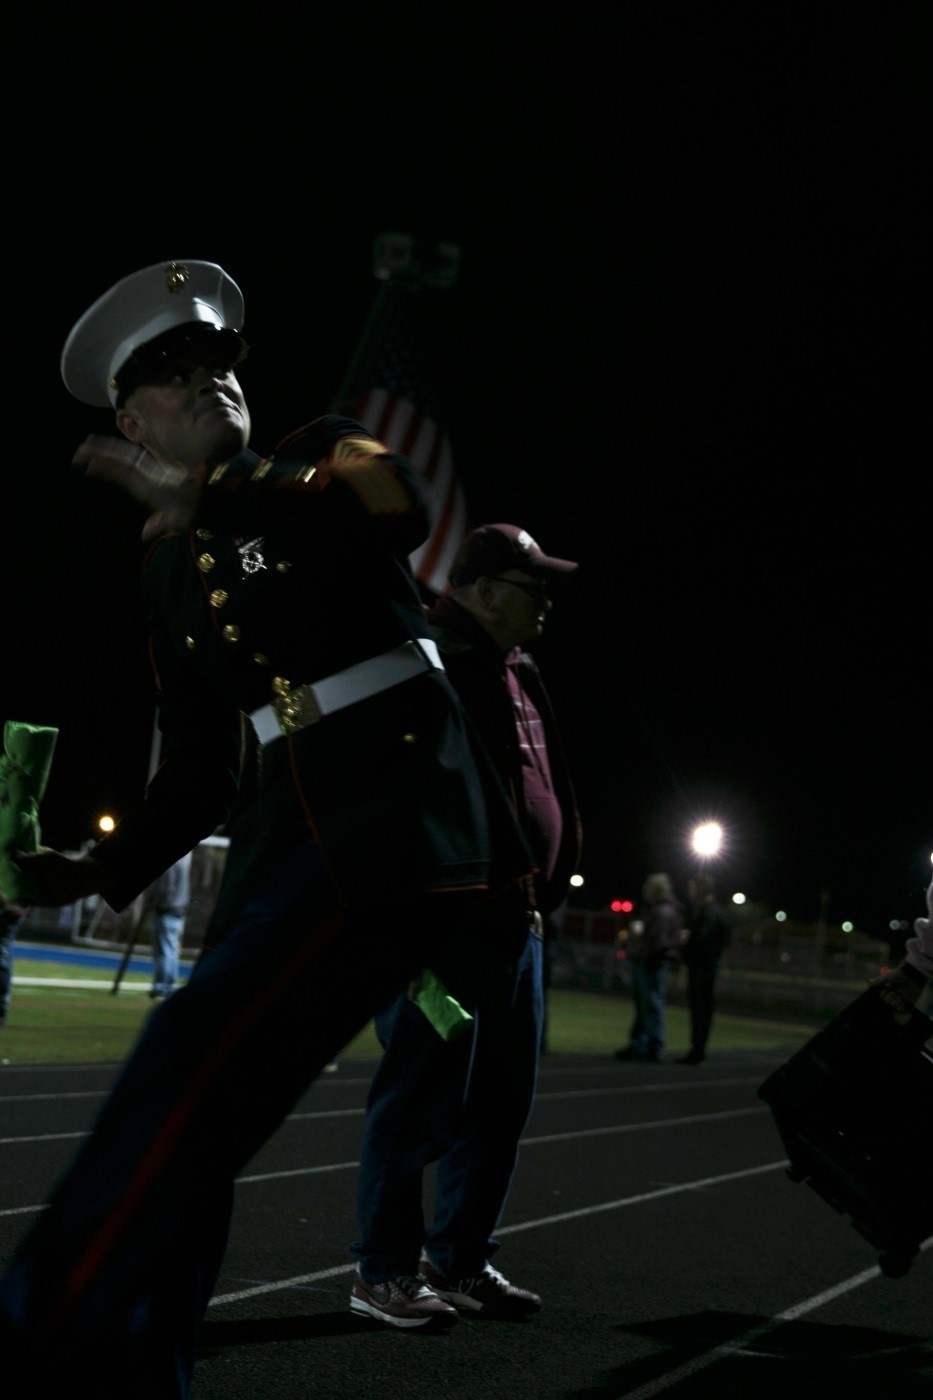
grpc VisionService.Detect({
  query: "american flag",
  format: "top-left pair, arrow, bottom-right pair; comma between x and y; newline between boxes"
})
348,297 -> 469,598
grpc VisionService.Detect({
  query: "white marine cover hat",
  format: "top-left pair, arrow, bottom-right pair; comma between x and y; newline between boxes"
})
61,259 -> 246,408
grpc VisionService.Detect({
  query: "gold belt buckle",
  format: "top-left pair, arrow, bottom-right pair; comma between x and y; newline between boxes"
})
271,678 -> 322,735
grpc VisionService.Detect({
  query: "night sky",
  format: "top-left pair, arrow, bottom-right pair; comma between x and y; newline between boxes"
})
3,5 -> 928,938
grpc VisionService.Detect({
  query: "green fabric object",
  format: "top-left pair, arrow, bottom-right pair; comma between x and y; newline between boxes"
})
414,967 -> 473,1042
0,720 -> 59,901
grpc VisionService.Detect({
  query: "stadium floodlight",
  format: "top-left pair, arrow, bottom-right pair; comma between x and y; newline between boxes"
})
691,821 -> 724,858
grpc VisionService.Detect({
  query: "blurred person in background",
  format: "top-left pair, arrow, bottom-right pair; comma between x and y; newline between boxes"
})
615,872 -> 682,1063
871,872 -> 933,1014
143,850 -> 192,1000
676,871 -> 731,1064
0,897 -> 28,1026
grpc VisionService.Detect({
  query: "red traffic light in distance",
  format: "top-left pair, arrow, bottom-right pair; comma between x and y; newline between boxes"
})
610,898 -> 634,914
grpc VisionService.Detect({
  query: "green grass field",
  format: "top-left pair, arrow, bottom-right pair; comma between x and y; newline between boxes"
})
1,959 -> 815,1066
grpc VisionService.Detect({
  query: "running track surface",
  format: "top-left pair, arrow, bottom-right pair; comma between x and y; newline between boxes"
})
1,1049 -> 930,1399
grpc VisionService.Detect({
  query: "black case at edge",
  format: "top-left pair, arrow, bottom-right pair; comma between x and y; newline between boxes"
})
758,983 -> 933,1277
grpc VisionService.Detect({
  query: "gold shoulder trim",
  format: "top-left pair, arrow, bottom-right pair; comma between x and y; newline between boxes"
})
330,436 -> 390,464
328,439 -> 409,515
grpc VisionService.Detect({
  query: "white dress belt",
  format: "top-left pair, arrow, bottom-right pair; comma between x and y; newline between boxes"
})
248,637 -> 445,745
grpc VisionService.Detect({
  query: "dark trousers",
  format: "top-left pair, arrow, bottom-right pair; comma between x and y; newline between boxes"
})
352,925 -> 544,1283
0,833 -> 474,1399
686,959 -> 720,1056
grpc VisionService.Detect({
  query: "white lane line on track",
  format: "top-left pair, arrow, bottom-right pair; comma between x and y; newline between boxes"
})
237,1108 -> 766,1184
0,1107 -> 365,1145
0,1074 -> 765,1106
0,1107 -> 765,1164
0,1107 -> 771,1216
609,1235 -> 933,1399
207,1161 -> 789,1307
0,1079 -> 765,1140
0,1131 -> 88,1147
0,1063 -> 123,1075
538,1077 -> 763,1099
0,1091 -> 108,1103
522,1106 -> 765,1145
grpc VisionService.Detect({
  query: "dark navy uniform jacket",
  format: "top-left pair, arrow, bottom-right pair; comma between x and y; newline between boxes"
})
90,415 -> 532,925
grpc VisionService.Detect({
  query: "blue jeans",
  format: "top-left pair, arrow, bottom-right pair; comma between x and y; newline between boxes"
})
152,912 -> 184,996
352,925 -> 544,1283
0,913 -> 16,1019
628,962 -> 670,1057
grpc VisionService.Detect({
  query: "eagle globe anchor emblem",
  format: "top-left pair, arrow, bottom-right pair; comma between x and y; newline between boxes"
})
237,538 -> 266,574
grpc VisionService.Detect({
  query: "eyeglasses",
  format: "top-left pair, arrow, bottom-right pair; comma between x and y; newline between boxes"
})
490,575 -> 549,602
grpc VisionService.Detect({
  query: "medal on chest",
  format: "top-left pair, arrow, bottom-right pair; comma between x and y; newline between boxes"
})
236,537 -> 266,574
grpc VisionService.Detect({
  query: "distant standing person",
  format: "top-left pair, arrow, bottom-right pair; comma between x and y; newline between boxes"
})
676,871 -> 731,1064
615,872 -> 682,1063
143,851 -> 192,999
0,898 -> 28,1026
871,871 -> 933,1011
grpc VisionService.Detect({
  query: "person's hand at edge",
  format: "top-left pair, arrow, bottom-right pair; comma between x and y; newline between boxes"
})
74,436 -> 205,540
867,964 -> 924,1011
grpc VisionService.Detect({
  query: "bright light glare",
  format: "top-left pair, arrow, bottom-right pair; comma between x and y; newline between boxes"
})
569,873 -> 584,887
841,921 -> 853,933
692,821 -> 723,856
98,815 -> 115,834
732,891 -> 746,905
775,910 -> 787,922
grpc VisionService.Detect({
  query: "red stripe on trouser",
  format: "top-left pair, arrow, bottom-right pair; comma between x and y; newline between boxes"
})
42,904 -> 349,1333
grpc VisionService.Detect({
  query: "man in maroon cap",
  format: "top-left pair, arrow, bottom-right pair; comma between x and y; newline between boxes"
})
349,523 -> 583,1328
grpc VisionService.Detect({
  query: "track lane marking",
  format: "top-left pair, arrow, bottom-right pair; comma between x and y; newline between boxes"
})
609,1236 -> 933,1398
0,1074 -> 765,1106
207,1161 -> 790,1306
0,1107 -> 770,1215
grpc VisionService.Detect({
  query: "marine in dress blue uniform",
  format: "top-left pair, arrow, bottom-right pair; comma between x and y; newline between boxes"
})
0,261 -> 532,1398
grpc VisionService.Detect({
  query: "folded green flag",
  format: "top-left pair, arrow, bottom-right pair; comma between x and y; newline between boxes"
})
0,720 -> 59,901
414,967 -> 473,1042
